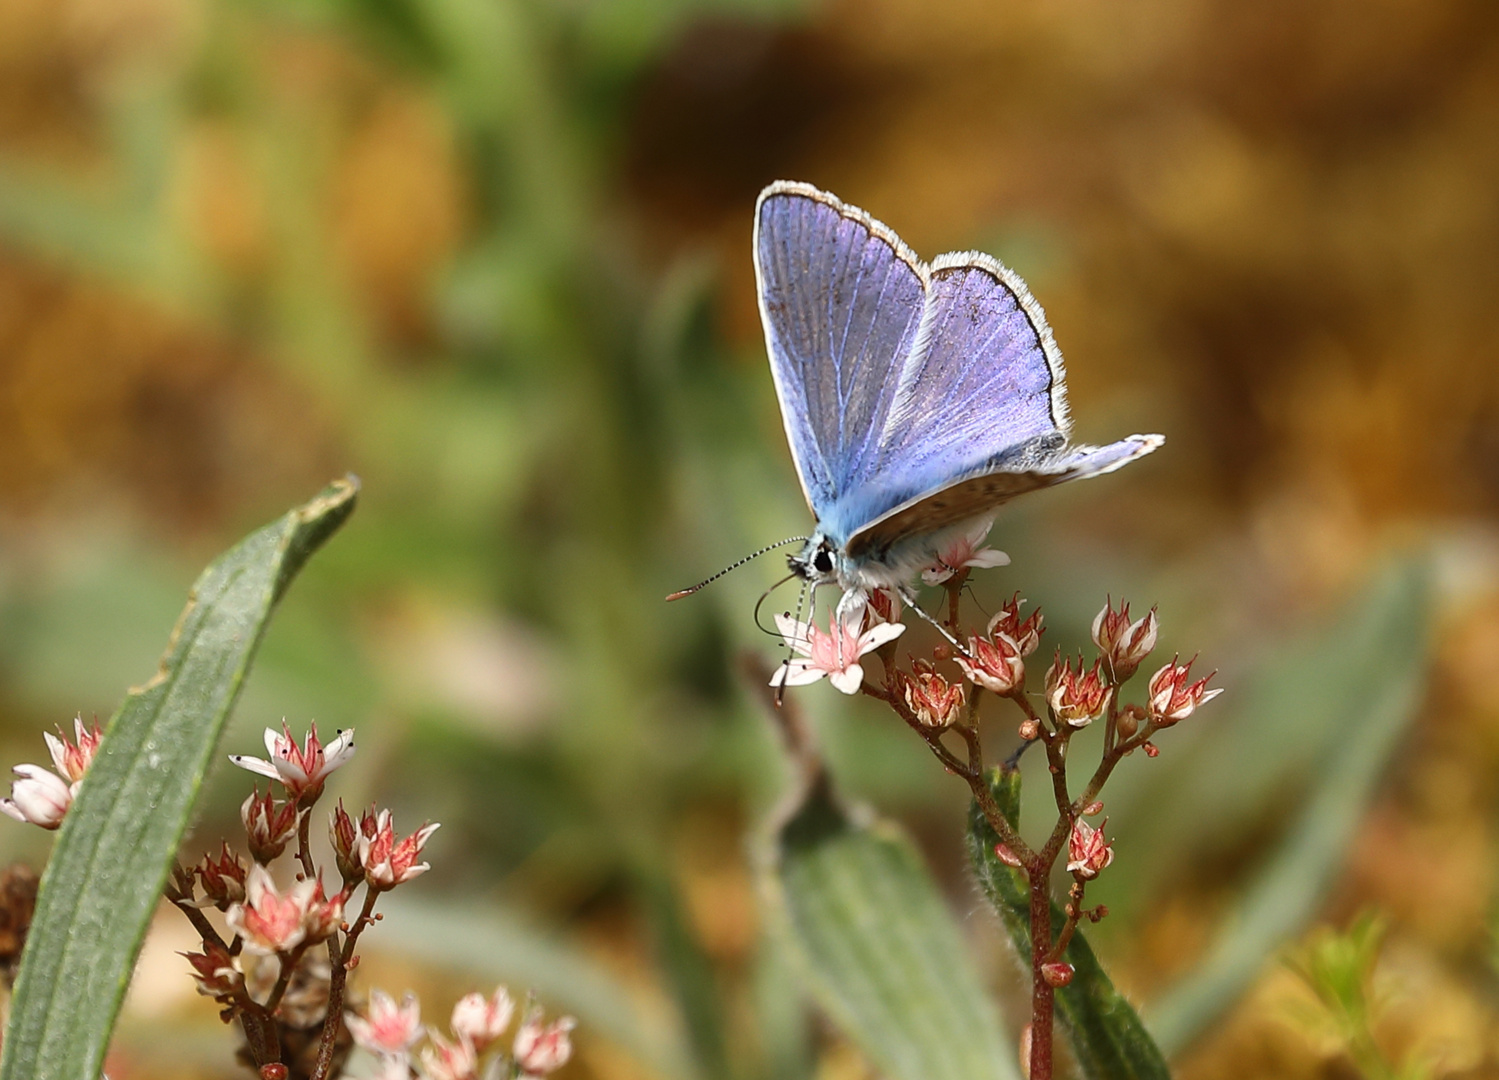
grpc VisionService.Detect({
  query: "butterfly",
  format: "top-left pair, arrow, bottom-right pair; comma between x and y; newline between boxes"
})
753,181 -> 1162,618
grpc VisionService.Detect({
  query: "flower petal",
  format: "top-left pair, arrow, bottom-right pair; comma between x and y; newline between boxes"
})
773,614 -> 813,657
227,755 -> 282,781
858,621 -> 906,654
828,663 -> 865,694
769,661 -> 826,688
964,548 -> 1010,569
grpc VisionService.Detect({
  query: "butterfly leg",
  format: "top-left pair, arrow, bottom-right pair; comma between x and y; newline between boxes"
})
896,585 -> 973,659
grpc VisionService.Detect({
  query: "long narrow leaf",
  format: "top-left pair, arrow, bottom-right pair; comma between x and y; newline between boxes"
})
1146,560 -> 1430,1052
769,767 -> 1017,1080
968,769 -> 1170,1080
0,478 -> 359,1080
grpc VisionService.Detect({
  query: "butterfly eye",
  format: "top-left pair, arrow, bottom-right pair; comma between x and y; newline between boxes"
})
813,549 -> 833,574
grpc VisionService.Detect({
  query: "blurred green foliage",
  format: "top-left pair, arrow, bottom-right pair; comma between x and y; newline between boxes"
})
0,0 -> 1491,1076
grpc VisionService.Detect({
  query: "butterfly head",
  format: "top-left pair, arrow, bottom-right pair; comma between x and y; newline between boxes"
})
788,534 -> 840,587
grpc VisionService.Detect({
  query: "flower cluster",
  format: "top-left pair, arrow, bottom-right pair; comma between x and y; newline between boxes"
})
179,721 -> 436,1078
348,984 -> 575,1080
755,533 -> 1224,1076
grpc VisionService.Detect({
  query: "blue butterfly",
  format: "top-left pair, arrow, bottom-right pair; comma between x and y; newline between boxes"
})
753,181 -> 1162,616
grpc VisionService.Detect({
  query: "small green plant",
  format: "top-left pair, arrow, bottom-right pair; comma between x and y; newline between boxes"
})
1286,913 -> 1431,1080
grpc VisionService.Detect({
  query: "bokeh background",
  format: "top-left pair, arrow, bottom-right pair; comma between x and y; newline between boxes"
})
0,0 -> 1496,1076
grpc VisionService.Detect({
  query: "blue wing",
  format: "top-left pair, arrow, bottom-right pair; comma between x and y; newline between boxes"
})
845,435 -> 1163,562
754,182 -> 927,516
756,182 -> 1160,552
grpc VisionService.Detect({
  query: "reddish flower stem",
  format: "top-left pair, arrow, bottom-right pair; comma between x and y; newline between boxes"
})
1026,866 -> 1056,1080
310,887 -> 380,1080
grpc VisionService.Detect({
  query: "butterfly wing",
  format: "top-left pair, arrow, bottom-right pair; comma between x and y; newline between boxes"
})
754,182 -> 928,518
845,434 -> 1163,561
757,182 -> 1162,556
817,251 -> 1078,542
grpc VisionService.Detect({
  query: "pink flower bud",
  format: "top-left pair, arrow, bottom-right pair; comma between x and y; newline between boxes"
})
182,939 -> 241,1000
44,716 -> 102,785
1091,599 -> 1158,681
955,630 -> 1025,694
421,1030 -> 479,1080
901,660 -> 966,729
0,764 -> 73,829
345,987 -> 423,1054
1044,653 -> 1112,728
1018,719 -> 1041,741
988,593 -> 1044,656
358,809 -> 439,891
1146,657 -> 1222,725
195,843 -> 248,909
451,985 -> 514,1051
1065,817 -> 1114,880
241,788 -> 298,863
329,799 -> 362,883
514,1007 -> 576,1075
1083,801 -> 1103,816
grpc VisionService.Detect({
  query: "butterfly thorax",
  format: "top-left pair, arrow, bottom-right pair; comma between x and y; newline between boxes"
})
789,523 -> 968,597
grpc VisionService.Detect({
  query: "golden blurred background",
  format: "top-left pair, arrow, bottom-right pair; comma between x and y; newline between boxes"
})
0,0 -> 1497,1076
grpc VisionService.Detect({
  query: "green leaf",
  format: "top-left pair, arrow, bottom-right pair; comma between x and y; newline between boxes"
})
768,767 -> 1018,1080
1145,561 -> 1430,1053
968,769 -> 1170,1080
0,478 -> 359,1080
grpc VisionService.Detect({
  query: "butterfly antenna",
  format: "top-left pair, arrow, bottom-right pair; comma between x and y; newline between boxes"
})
666,537 -> 809,601
774,578 -> 815,708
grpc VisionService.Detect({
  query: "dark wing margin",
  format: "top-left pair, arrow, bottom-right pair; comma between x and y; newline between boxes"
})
845,434 -> 1164,561
754,181 -> 928,516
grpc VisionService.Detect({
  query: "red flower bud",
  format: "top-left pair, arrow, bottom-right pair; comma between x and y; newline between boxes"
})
1044,653 -> 1112,728
1042,962 -> 1075,987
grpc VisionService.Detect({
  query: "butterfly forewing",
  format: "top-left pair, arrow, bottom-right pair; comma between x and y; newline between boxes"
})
821,258 -> 1072,538
755,183 -> 927,518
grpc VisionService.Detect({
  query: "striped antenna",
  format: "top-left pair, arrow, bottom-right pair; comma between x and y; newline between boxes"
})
665,537 -> 809,601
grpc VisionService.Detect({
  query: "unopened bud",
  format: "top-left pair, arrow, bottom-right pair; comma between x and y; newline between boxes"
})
1143,741 -> 1160,758
1091,599 -> 1158,681
260,1066 -> 289,1080
1115,707 -> 1141,739
1044,652 -> 1111,727
932,643 -> 952,662
902,660 -> 965,729
1083,801 -> 1103,816
1018,719 -> 1041,741
994,843 -> 1023,868
1042,962 -> 1075,987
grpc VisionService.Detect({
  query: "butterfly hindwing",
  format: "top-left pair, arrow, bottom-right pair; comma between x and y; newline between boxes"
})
845,435 -> 1163,561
